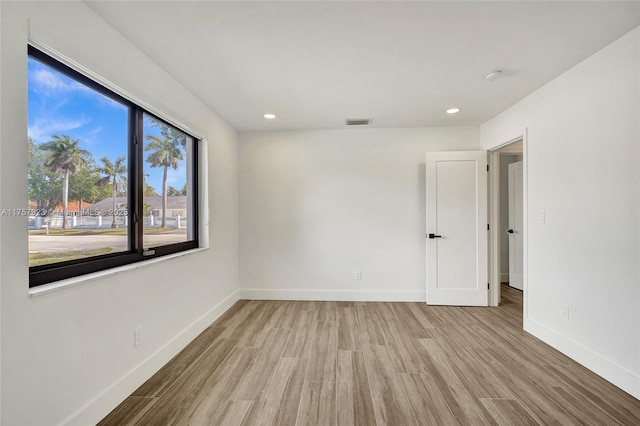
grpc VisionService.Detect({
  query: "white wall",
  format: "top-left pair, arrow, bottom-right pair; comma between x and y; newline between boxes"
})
0,2 -> 239,425
482,27 -> 640,398
239,127 -> 479,301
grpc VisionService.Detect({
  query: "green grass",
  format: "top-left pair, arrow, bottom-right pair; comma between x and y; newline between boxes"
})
29,247 -> 113,267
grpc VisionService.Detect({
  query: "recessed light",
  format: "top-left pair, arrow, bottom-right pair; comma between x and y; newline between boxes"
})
446,108 -> 461,114
264,113 -> 276,119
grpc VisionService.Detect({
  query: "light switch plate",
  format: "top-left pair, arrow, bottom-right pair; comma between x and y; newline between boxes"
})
538,210 -> 546,224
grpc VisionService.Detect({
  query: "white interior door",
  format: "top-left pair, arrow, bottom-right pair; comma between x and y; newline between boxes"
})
426,151 -> 488,306
508,161 -> 524,290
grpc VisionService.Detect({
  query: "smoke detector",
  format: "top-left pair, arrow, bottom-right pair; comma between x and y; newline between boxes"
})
484,70 -> 503,81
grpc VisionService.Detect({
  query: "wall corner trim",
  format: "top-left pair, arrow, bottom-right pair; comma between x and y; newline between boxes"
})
62,289 -> 241,426
525,318 -> 640,400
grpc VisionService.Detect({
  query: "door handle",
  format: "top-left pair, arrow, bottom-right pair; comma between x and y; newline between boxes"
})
507,229 -> 514,234
428,233 -> 442,239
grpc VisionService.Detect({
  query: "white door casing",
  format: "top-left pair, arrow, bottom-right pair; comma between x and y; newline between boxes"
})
426,151 -> 488,306
508,161 -> 524,291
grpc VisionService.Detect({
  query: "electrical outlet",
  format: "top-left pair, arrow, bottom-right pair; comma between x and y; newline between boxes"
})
561,304 -> 569,320
354,270 -> 362,280
134,327 -> 142,347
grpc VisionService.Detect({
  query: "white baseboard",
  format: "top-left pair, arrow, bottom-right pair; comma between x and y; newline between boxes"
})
500,272 -> 509,283
239,288 -> 426,302
63,289 -> 241,426
525,317 -> 640,400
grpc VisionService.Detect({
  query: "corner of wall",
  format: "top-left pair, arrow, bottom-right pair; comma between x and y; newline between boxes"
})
63,288 -> 240,425
525,319 -> 640,400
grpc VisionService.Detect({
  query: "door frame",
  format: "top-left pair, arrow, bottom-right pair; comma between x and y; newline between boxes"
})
488,130 -> 528,321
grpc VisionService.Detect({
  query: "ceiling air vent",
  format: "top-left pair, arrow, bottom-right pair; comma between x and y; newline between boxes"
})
345,118 -> 372,126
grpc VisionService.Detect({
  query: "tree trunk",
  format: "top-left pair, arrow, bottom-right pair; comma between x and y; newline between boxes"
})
111,177 -> 118,228
62,170 -> 69,229
161,165 -> 168,228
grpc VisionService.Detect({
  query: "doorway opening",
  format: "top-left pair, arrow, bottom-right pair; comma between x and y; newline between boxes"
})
489,136 -> 526,311
500,146 -> 523,291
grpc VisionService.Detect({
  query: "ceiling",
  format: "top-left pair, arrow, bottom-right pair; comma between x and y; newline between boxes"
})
86,1 -> 640,132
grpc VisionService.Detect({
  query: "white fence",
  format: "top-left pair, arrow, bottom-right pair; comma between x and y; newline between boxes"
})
29,215 -> 187,230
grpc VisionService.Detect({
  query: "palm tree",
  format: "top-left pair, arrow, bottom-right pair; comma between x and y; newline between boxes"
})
145,132 -> 184,228
40,134 -> 90,228
98,156 -> 126,228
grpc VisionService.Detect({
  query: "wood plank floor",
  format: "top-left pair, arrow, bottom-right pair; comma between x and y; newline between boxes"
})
99,285 -> 640,425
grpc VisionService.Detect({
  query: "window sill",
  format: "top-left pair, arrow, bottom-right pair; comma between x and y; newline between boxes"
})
28,247 -> 208,298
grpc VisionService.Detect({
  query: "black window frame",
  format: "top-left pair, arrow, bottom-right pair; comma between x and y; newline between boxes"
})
28,45 -> 199,288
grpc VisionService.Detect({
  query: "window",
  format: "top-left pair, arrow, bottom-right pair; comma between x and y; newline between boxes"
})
27,46 -> 198,287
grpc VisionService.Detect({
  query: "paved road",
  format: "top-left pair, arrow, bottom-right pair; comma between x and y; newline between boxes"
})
29,233 -> 187,253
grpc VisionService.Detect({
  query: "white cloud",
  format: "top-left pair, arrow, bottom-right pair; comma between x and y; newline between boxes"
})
77,126 -> 105,147
28,116 -> 92,144
165,167 -> 184,185
29,64 -> 126,112
30,68 -> 89,96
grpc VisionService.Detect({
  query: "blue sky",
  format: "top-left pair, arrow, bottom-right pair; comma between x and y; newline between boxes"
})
27,57 -> 187,195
